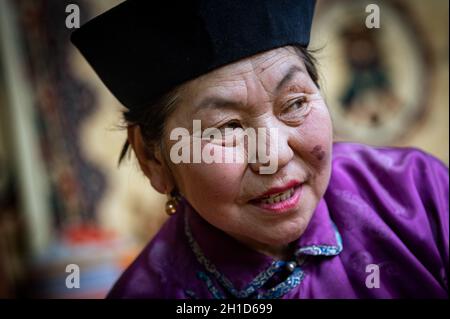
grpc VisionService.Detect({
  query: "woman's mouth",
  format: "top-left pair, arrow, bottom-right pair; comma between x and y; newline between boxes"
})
249,182 -> 303,213
259,187 -> 296,204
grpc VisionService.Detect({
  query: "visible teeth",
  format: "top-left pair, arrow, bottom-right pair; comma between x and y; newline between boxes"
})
260,187 -> 295,204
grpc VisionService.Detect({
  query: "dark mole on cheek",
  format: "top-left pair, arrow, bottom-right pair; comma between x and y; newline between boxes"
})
311,145 -> 325,161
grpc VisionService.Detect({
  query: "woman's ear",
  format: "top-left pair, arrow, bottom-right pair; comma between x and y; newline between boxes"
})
127,126 -> 175,194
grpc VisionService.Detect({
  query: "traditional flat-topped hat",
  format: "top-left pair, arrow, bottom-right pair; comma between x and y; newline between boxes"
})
71,0 -> 316,110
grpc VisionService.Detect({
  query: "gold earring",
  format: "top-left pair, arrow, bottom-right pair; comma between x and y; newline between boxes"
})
165,190 -> 180,216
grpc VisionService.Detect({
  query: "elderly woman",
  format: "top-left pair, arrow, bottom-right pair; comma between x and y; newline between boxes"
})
71,0 -> 448,298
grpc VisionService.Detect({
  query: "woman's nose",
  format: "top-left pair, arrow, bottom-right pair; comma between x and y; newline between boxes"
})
248,126 -> 294,175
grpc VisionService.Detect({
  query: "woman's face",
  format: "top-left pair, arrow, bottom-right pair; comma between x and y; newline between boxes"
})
162,46 -> 333,256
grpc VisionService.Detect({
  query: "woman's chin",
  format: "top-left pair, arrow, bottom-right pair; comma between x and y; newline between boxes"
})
258,220 -> 309,248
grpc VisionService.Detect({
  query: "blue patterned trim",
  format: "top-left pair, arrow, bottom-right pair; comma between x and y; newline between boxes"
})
184,290 -> 197,299
295,222 -> 343,257
196,272 -> 226,299
184,213 -> 304,299
257,268 -> 305,299
184,214 -> 343,299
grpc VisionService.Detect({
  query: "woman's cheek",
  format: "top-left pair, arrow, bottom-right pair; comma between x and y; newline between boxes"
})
288,106 -> 332,200
181,145 -> 246,204
295,105 -> 333,168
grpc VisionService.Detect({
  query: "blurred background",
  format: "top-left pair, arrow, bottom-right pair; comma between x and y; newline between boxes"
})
0,0 -> 447,298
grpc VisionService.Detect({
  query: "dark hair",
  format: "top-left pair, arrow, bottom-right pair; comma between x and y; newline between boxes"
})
119,46 -> 320,164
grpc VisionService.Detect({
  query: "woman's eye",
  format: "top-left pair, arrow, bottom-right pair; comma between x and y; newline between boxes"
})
210,121 -> 243,146
283,97 -> 308,114
219,121 -> 243,132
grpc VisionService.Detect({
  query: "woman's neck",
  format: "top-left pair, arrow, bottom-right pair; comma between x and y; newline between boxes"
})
229,232 -> 295,261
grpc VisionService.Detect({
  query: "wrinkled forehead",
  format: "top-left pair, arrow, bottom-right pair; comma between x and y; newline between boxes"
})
180,46 -> 305,96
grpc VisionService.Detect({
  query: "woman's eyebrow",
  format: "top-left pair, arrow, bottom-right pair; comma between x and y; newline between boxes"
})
195,96 -> 240,112
194,96 -> 242,115
274,65 -> 304,94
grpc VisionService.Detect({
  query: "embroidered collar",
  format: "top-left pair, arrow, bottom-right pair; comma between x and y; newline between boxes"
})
181,197 -> 342,299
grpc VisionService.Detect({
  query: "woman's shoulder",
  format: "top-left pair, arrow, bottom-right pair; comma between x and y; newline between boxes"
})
330,141 -> 448,204
328,141 -> 448,225
332,141 -> 448,170
326,142 -> 448,294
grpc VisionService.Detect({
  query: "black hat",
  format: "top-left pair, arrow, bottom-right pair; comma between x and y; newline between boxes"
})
71,0 -> 316,110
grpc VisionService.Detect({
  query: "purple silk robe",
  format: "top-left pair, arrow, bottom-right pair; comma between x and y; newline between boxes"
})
107,142 -> 449,298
